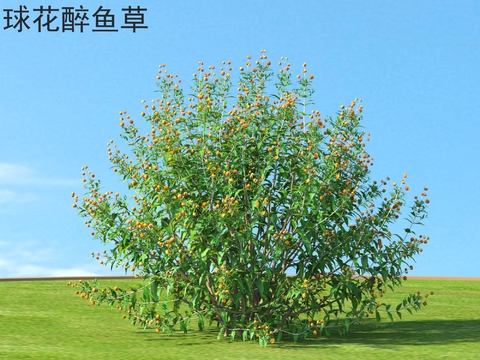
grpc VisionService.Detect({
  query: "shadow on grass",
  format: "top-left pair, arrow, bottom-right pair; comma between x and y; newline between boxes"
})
278,319 -> 480,348
135,329 -> 219,346
134,319 -> 480,348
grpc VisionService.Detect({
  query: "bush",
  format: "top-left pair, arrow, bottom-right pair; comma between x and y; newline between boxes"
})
72,51 -> 430,345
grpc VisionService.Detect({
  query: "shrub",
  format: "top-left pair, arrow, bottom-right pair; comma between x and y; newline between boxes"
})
73,51 -> 430,345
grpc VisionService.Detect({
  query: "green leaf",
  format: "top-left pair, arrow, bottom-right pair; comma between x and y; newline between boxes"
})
329,284 -> 339,298
198,313 -> 204,331
180,320 -> 188,334
201,248 -> 209,260
297,261 -> 305,278
361,255 -> 368,269
217,250 -> 226,264
220,310 -> 228,325
150,281 -> 159,302
199,273 -> 205,287
351,297 -> 359,313
242,330 -> 248,342
245,277 -> 252,294
269,212 -> 278,226
298,231 -> 312,256
143,286 -> 150,302
381,269 -> 388,282
387,311 -> 394,323
108,287 -> 117,299
276,331 -> 283,342
254,278 -> 264,297
191,292 -> 198,309
375,310 -> 381,327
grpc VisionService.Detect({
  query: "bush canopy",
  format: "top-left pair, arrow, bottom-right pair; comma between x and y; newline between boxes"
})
73,51 -> 430,346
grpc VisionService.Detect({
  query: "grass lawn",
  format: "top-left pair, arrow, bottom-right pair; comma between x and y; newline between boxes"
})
0,278 -> 479,359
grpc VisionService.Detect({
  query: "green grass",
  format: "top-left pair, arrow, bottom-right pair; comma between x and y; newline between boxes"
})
0,279 -> 479,359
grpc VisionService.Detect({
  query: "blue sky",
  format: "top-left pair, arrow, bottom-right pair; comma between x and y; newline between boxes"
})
1,0 -> 479,277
